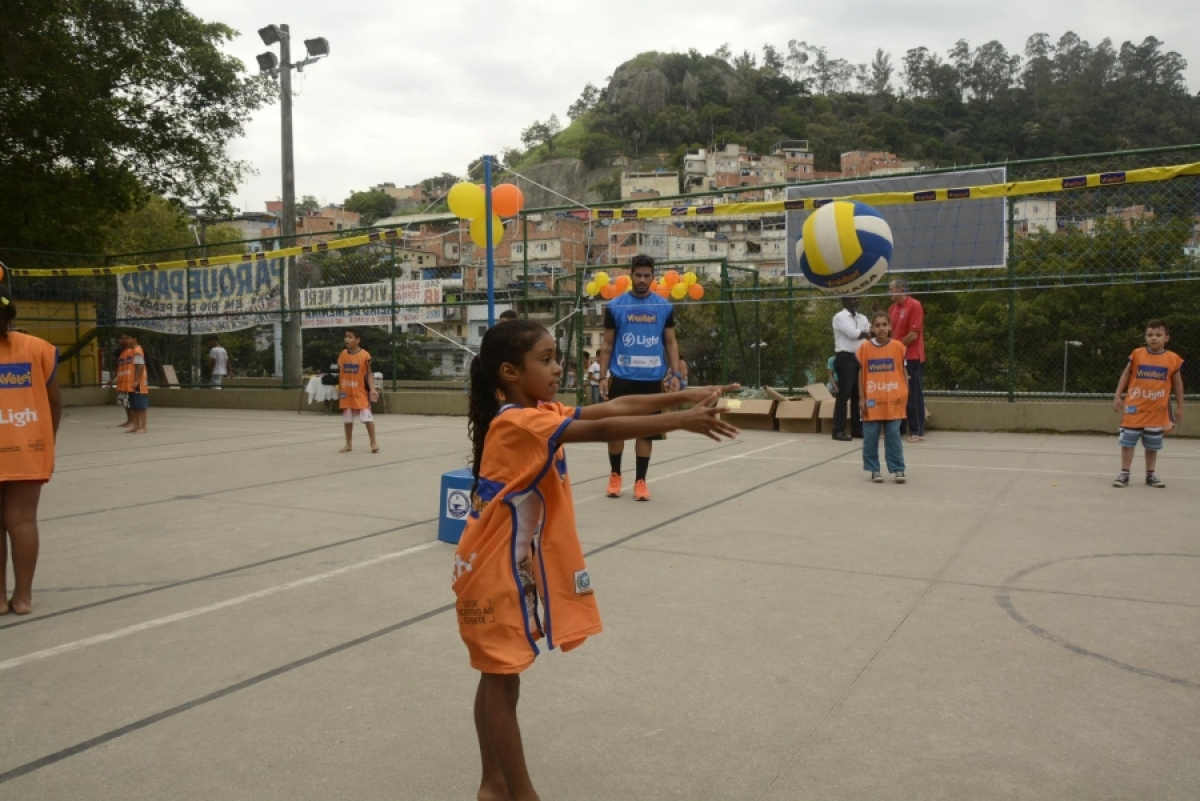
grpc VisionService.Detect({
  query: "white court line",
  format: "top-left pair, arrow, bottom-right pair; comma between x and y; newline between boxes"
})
576,440 -> 795,504
0,541 -> 439,673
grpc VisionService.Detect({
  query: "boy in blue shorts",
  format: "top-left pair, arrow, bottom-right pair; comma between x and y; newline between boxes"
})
1111,320 -> 1184,488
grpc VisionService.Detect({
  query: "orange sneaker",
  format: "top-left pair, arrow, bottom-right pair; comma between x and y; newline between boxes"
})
606,473 -> 622,498
634,479 -> 651,501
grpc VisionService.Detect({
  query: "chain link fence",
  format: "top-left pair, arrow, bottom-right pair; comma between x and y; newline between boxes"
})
2,145 -> 1197,402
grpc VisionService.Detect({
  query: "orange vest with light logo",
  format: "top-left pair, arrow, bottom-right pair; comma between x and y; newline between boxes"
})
857,338 -> 909,422
0,331 -> 58,481
1121,347 -> 1182,429
337,348 -> 372,410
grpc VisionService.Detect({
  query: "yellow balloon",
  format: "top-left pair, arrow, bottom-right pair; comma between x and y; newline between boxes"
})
469,214 -> 503,248
448,182 -> 486,220
670,283 -> 688,300
683,271 -> 698,286
585,281 -> 599,297
594,271 -> 610,288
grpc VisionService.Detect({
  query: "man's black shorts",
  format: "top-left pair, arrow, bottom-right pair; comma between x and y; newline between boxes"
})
607,376 -> 665,441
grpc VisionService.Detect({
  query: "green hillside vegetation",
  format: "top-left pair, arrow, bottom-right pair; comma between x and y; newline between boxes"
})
504,33 -> 1200,177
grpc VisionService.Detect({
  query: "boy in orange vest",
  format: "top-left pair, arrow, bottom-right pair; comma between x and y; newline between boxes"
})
125,331 -> 150,434
115,333 -> 134,428
858,312 -> 909,484
337,328 -> 379,453
1111,320 -> 1185,488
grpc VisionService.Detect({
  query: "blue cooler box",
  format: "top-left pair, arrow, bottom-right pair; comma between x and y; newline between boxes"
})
438,468 -> 474,544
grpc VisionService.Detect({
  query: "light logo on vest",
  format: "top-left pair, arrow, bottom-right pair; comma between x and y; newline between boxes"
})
1135,364 -> 1168,381
866,381 -> 901,393
624,312 -> 658,325
1127,387 -> 1166,402
0,407 -> 38,427
342,363 -> 360,374
0,363 -> 34,389
867,358 -> 895,373
622,332 -> 659,348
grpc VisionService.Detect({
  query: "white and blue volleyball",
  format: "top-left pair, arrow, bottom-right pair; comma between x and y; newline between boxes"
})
796,200 -> 893,295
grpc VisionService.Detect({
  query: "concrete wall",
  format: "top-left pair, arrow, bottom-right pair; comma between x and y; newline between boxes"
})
926,399 -> 1197,437
56,389 -> 1195,437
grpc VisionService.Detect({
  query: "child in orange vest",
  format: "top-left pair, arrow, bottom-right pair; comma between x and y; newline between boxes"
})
857,312 -> 909,484
0,285 -> 63,615
1111,319 -> 1185,488
125,331 -> 150,434
115,333 -> 134,428
456,320 -> 739,801
337,328 -> 379,453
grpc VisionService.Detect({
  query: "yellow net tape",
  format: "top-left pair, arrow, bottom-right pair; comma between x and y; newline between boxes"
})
9,162 -> 1199,276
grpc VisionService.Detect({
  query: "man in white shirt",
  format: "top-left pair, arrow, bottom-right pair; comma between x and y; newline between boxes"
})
586,351 -> 602,404
208,336 -> 229,389
830,296 -> 870,441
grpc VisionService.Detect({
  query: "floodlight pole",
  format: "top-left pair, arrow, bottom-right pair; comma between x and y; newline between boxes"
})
278,25 -> 301,388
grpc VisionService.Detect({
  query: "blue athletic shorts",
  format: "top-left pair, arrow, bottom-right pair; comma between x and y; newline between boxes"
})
1119,427 -> 1163,451
128,392 -> 150,411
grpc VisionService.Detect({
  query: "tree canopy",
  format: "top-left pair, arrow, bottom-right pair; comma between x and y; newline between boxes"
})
514,33 -> 1198,172
343,190 -> 395,225
0,0 -> 273,253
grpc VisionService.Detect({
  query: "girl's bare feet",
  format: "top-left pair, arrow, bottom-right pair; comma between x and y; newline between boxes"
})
476,782 -> 510,801
371,443 -> 380,453
8,597 -> 32,615
339,445 -> 352,453
0,599 -> 9,616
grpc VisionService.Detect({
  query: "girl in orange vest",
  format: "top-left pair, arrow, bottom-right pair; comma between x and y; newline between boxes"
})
857,311 -> 909,484
457,320 -> 739,801
0,285 -> 63,615
337,328 -> 379,453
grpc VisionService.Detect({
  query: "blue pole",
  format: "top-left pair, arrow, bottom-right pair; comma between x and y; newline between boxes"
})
484,155 -> 495,328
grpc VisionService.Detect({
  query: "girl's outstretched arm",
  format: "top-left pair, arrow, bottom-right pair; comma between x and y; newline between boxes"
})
560,392 -> 740,444
578,384 -> 740,420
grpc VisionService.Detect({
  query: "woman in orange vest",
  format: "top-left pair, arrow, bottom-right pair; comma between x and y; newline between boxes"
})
456,319 -> 739,800
0,284 -> 63,615
857,311 -> 909,484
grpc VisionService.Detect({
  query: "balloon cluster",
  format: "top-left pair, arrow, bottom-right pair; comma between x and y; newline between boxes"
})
447,182 -> 526,248
585,270 -> 705,302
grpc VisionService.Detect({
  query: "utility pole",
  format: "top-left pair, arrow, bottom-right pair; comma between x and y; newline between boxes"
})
279,25 -> 301,388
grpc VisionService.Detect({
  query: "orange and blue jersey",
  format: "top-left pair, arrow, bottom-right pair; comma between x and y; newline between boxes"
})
0,331 -> 59,482
116,347 -> 133,392
1121,347 -> 1183,429
337,348 -> 372,410
857,338 -> 909,422
452,401 -> 602,674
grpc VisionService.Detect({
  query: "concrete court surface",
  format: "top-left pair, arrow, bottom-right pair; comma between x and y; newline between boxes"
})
0,406 -> 1197,801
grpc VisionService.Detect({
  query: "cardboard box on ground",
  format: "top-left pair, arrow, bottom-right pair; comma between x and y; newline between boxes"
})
718,384 -> 835,433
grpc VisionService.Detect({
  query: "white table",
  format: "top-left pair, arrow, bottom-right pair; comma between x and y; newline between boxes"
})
301,373 -> 386,413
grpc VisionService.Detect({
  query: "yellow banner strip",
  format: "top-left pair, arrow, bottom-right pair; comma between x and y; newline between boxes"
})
10,162 -> 1199,277
9,228 -> 405,278
589,162 -> 1200,220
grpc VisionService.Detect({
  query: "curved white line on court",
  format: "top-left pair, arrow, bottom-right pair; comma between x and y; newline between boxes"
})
0,541 -> 439,672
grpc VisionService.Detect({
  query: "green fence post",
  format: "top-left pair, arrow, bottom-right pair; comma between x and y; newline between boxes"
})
1007,198 -> 1017,402
786,275 -> 795,391
187,243 -> 195,388
720,261 -> 729,385
72,299 -> 81,388
390,240 -> 398,392
575,267 -> 585,407
522,213 -> 529,316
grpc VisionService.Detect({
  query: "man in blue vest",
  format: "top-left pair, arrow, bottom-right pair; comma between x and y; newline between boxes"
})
598,254 -> 682,501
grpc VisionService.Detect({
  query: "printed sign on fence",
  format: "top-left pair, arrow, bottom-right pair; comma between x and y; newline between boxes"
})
116,261 -> 282,334
300,282 -> 393,329
299,280 -> 444,329
395,279 -> 443,325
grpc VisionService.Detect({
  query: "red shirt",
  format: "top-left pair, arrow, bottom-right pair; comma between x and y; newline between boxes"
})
888,296 -> 925,362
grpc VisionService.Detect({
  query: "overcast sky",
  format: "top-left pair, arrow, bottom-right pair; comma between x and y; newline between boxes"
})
188,0 -> 1200,213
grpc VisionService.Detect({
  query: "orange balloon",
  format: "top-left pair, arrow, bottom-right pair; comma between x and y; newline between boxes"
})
492,184 -> 525,217
600,284 -> 617,300
614,275 -> 631,292
649,279 -> 659,292
688,283 -> 705,300
663,270 -> 680,287
0,264 -> 5,281
655,285 -> 671,298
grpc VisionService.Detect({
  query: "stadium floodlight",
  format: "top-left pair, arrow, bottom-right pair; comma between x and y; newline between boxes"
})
256,52 -> 279,75
304,37 -> 330,58
258,25 -> 284,45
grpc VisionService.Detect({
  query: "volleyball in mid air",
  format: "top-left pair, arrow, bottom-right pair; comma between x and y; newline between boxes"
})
797,200 -> 893,295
